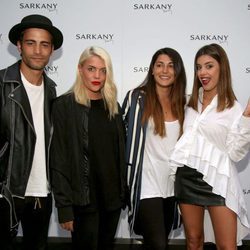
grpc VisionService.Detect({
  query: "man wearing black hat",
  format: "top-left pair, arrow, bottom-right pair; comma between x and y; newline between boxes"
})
0,14 -> 63,250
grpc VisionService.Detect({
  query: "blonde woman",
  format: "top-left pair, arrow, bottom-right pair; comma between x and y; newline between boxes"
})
50,46 -> 127,250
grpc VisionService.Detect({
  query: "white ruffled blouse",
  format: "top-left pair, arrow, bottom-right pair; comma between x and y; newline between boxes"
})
170,89 -> 250,244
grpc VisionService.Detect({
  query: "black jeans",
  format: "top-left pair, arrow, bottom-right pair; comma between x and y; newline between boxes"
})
71,206 -> 121,250
0,194 -> 52,250
135,197 -> 176,250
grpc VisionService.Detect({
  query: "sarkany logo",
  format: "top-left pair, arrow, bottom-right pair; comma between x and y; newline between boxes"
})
76,33 -> 114,43
190,34 -> 229,44
19,3 -> 58,12
133,2 -> 173,13
133,66 -> 149,73
243,189 -> 250,195
45,65 -> 59,76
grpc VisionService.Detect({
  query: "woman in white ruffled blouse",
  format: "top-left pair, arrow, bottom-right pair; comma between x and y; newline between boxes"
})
170,43 -> 250,249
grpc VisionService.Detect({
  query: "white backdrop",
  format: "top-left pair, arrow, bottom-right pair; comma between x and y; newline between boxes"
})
1,0 -> 250,240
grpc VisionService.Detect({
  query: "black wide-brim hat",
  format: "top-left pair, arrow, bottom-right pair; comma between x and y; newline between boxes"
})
9,14 -> 63,50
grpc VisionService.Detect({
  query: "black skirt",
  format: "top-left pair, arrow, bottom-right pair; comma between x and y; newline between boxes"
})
175,166 -> 225,206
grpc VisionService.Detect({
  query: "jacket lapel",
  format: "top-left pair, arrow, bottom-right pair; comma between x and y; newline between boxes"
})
4,63 -> 35,131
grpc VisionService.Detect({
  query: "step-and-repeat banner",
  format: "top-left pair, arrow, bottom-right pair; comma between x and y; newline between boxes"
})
1,0 -> 250,240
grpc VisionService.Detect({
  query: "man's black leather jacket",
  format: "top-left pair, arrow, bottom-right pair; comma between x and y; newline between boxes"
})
0,61 -> 56,197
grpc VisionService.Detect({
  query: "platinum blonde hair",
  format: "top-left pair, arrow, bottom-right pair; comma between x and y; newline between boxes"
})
70,46 -> 118,117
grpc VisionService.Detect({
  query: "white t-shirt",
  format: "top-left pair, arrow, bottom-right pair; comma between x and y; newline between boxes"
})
140,118 -> 180,200
21,73 -> 49,197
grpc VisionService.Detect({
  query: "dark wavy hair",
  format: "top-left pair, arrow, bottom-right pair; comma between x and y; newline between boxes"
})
139,47 -> 187,137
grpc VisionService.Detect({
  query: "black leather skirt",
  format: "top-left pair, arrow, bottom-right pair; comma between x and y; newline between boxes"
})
175,166 -> 225,206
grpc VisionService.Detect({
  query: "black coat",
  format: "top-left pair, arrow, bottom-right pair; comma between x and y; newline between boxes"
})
50,93 -> 127,223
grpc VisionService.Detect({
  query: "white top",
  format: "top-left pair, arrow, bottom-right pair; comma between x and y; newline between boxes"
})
170,88 -> 250,244
140,118 -> 180,200
22,73 -> 49,197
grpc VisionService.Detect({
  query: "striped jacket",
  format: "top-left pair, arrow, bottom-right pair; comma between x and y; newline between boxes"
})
122,88 -> 147,234
122,88 -> 181,234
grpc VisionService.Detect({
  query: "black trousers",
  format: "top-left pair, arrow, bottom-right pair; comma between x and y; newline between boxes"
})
135,197 -> 176,250
71,206 -> 121,250
0,194 -> 52,250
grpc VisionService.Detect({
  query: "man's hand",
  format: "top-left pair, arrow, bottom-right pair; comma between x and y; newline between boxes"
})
60,221 -> 74,232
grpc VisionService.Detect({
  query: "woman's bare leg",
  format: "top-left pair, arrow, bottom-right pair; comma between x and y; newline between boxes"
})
179,203 -> 205,250
208,206 -> 237,250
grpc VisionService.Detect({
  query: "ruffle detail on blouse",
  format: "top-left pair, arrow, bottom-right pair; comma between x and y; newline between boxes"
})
170,133 -> 250,231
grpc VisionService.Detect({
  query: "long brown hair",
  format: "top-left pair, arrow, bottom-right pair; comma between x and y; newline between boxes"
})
188,43 -> 236,111
140,47 -> 187,137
